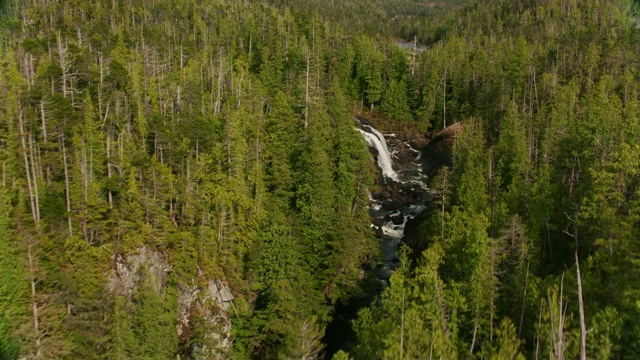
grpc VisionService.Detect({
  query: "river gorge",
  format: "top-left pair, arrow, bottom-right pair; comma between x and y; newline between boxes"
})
324,117 -> 432,356
356,117 -> 430,284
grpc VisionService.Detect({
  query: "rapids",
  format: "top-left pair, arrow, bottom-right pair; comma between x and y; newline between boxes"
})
355,118 -> 429,284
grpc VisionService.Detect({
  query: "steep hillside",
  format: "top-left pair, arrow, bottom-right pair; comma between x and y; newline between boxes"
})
2,0 -> 640,359
345,0 -> 640,359
0,0 -> 379,358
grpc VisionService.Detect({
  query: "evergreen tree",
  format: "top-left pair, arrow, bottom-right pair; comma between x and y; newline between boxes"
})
380,79 -> 412,123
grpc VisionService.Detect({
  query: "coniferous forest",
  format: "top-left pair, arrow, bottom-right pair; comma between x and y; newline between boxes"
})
1,0 -> 640,359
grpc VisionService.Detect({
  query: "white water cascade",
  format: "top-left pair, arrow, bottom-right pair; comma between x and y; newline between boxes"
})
355,118 -> 430,284
357,124 -> 399,182
325,119 -> 431,351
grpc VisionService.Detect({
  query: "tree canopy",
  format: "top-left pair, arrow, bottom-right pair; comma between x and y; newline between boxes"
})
1,0 -> 640,359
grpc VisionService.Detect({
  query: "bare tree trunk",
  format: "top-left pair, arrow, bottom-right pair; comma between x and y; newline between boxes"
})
434,280 -> 450,338
410,36 -> 417,76
565,208 -> 587,360
19,110 -> 39,225
443,67 -> 447,129
39,100 -> 52,184
57,31 -> 69,98
576,247 -> 587,360
535,298 -> 543,360
400,290 -> 405,359
17,213 -> 42,359
304,50 -> 310,128
82,136 -> 90,242
217,207 -> 226,255
182,157 -> 191,223
61,133 -> 73,238
469,314 -> 478,356
519,261 -> 530,336
199,210 -> 206,270
82,137 -> 88,202
490,235 -> 495,342
441,174 -> 446,242
27,238 -> 42,358
551,273 -> 566,360
255,114 -> 262,215
226,124 -> 232,179
29,137 -> 41,226
106,125 -> 113,209
214,51 -> 223,116
119,129 -> 124,178
98,53 -> 104,116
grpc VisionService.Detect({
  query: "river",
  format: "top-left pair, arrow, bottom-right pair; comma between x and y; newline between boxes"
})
324,117 -> 430,357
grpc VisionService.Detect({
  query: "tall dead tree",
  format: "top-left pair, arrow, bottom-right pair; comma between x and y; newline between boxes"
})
304,45 -> 310,128
18,107 -> 43,358
61,132 -> 73,238
564,208 -> 587,360
18,109 -> 40,225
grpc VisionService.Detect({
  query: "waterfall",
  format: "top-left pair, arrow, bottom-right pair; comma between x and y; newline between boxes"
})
325,117 -> 430,353
357,125 -> 399,182
354,118 -> 429,281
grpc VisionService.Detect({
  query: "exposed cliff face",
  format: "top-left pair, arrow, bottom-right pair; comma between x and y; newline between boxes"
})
420,121 -> 465,178
177,280 -> 234,359
108,247 -> 233,359
109,247 -> 172,295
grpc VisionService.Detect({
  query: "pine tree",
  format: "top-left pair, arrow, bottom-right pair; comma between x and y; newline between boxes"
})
0,191 -> 29,359
381,79 -> 412,122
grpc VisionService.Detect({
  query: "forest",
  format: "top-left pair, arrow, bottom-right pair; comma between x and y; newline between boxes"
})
1,0 -> 640,359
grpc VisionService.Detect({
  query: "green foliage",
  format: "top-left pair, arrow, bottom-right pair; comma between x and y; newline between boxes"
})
105,295 -> 137,360
0,192 -> 27,359
59,236 -> 111,357
1,0 -> 382,357
3,0 -> 640,358
350,0 -> 640,358
130,278 -> 179,359
381,79 -> 412,122
353,248 -> 459,359
483,318 -> 526,360
278,316 -> 325,360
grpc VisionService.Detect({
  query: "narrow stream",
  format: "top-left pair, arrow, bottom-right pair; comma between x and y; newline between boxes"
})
324,117 -> 430,357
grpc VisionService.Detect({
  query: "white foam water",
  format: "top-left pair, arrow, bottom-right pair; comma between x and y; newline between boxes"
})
357,128 -> 399,181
